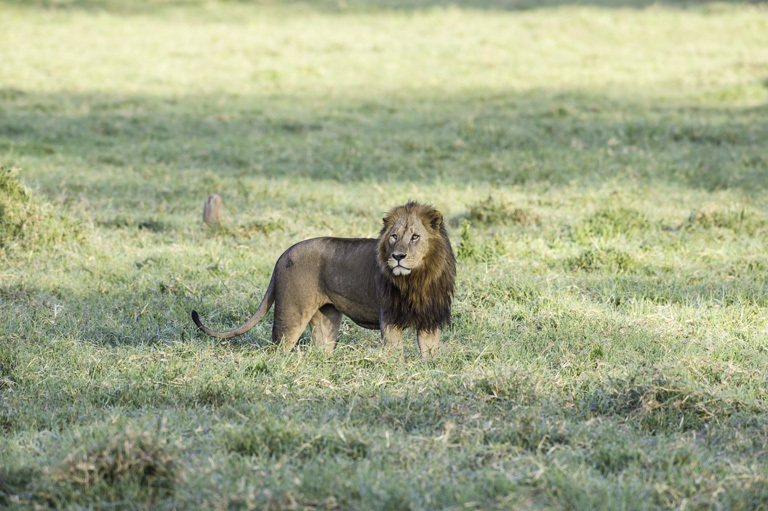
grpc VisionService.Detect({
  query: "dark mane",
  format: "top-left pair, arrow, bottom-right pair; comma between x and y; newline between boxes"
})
376,202 -> 456,332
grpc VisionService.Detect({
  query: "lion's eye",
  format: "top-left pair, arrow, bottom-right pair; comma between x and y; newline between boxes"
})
411,234 -> 420,241
391,234 -> 398,241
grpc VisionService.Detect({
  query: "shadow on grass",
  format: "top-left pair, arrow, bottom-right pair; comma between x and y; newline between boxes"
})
2,88 -> 767,198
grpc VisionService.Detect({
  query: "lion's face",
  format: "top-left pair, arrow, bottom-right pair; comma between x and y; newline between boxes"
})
379,203 -> 444,278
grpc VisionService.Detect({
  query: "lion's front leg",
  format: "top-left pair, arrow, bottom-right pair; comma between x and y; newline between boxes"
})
381,324 -> 404,352
416,328 -> 440,359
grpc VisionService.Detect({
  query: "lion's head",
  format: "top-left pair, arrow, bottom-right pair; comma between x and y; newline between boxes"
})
377,202 -> 456,331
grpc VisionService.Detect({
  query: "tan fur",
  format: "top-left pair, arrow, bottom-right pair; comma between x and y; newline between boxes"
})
191,202 -> 455,358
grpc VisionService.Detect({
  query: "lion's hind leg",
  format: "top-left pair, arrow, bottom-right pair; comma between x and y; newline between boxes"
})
271,303 -> 316,352
309,304 -> 342,354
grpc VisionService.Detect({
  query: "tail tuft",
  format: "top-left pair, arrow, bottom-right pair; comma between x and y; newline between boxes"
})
191,310 -> 203,329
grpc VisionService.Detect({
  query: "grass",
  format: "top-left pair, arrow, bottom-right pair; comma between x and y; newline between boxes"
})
2,0 -> 768,509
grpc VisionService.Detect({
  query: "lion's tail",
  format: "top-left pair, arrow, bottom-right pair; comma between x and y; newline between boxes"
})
191,276 -> 276,339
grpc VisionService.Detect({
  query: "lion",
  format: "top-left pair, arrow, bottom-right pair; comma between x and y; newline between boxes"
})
191,201 -> 455,358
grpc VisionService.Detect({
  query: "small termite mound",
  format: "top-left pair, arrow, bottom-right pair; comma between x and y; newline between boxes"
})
203,194 -> 223,225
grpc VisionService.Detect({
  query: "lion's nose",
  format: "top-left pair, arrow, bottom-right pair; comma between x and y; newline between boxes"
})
392,252 -> 406,262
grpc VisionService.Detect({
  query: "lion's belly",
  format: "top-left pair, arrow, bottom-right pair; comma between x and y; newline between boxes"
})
322,288 -> 380,330
332,299 -> 381,330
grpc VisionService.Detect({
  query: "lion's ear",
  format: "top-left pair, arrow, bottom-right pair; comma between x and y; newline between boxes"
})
428,210 -> 443,230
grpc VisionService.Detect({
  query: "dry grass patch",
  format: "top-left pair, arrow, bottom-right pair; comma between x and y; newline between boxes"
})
53,429 -> 182,499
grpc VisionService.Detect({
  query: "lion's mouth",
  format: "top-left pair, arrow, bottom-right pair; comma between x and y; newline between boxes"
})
392,266 -> 411,276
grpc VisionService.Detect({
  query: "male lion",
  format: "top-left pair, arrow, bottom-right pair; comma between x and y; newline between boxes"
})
191,201 -> 455,358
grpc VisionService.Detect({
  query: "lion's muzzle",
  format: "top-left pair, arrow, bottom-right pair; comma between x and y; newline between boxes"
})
389,252 -> 412,276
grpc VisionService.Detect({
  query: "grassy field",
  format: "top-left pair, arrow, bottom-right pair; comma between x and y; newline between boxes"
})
2,0 -> 768,509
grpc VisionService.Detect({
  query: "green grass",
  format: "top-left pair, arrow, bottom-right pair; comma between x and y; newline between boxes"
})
2,0 -> 768,509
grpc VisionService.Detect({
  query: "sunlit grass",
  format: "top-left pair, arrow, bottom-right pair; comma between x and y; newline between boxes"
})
2,0 -> 768,509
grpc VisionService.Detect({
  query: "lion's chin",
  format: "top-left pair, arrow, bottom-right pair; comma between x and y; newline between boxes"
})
392,266 -> 411,276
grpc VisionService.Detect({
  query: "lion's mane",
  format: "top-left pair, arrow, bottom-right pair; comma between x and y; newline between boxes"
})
376,201 -> 456,332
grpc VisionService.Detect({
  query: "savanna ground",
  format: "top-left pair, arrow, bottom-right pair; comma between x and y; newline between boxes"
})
2,0 -> 768,509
